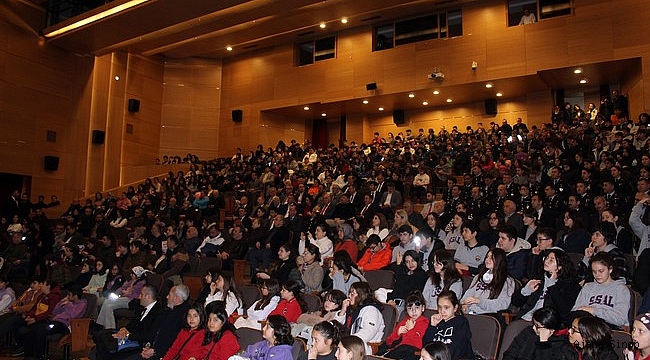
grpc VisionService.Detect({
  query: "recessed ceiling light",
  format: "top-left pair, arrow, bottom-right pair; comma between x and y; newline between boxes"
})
362,100 -> 369,104
422,101 -> 429,106
319,22 -> 326,29
303,106 -> 310,110
574,68 -> 583,74
446,98 -> 453,103
114,76 -> 120,81
485,83 -> 493,88
580,79 -> 588,84
378,107 -> 384,111
321,113 -> 327,117
408,93 -> 415,98
341,17 -> 348,24
496,92 -> 503,97
433,90 -> 440,95
226,45 -> 233,51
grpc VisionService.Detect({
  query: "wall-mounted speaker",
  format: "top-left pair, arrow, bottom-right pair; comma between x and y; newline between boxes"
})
92,130 -> 105,145
393,109 -> 405,125
44,156 -> 59,171
128,98 -> 140,113
485,99 -> 498,115
232,109 -> 243,122
366,82 -> 377,91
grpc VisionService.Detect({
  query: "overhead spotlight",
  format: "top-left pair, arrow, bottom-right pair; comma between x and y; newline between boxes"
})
433,90 -> 440,95
580,78 -> 588,84
408,93 -> 415,98
321,113 -> 327,117
341,17 -> 348,24
446,98 -> 453,103
114,76 -> 120,81
496,92 -> 503,97
485,83 -> 493,88
378,107 -> 384,111
303,106 -> 310,110
319,22 -> 326,29
422,101 -> 429,106
574,68 -> 583,74
362,100 -> 369,104
226,45 -> 233,51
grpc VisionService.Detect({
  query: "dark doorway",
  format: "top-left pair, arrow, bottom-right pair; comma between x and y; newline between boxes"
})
312,118 -> 329,149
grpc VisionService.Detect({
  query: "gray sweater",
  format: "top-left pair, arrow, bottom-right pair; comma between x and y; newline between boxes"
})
571,278 -> 630,327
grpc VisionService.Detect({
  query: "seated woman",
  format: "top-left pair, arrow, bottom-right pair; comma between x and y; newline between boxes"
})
423,250 -> 463,310
329,251 -> 366,296
365,214 -> 390,242
240,314 -> 294,360
96,266 -> 147,329
340,281 -> 385,354
577,221 -> 631,283
513,248 -> 581,324
385,250 -> 427,318
256,243 -> 300,285
568,315 -> 617,360
204,270 -> 243,317
234,279 -> 281,329
461,248 -> 516,315
268,280 -> 308,323
162,303 -> 207,360
571,252 -> 630,329
419,341 -> 452,360
557,210 -> 591,254
83,259 -> 108,296
202,302 -> 240,360
380,291 -> 429,360
293,289 -> 347,341
423,291 -> 473,360
442,212 -> 467,250
503,306 -> 573,360
300,244 -> 324,293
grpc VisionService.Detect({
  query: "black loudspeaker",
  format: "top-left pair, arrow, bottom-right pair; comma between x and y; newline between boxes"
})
393,109 -> 405,125
232,109 -> 243,122
366,82 -> 377,91
128,98 -> 140,113
44,156 -> 59,171
92,130 -> 105,145
485,99 -> 498,115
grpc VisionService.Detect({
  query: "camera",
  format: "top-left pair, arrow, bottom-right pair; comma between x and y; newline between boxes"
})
428,72 -> 445,80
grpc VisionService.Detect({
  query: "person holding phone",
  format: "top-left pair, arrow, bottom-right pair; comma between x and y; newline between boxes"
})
386,250 -> 427,318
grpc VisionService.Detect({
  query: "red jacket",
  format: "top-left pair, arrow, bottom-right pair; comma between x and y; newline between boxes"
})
269,297 -> 302,323
206,330 -> 240,360
385,315 -> 429,349
162,328 -> 205,360
335,240 -> 358,262
357,245 -> 392,271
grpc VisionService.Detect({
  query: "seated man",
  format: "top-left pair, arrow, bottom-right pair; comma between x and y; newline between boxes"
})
17,285 -> 87,359
357,234 -> 392,272
496,224 -> 531,281
91,285 -> 166,360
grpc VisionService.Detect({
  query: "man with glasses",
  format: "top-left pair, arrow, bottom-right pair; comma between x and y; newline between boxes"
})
526,227 -> 559,279
357,234 -> 391,272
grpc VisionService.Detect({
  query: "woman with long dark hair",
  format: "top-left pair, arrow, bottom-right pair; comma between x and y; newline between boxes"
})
268,280 -> 308,323
202,302 -> 240,360
461,248 -> 515,314
568,315 -> 617,360
558,210 -> 591,254
340,281 -> 384,354
161,304 -> 207,360
502,306 -> 573,360
422,250 -> 463,310
241,314 -> 294,360
234,279 -> 281,329
329,251 -> 366,295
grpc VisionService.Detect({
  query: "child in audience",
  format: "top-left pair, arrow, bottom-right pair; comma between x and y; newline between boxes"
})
568,315 -> 617,360
240,314 -> 293,360
305,320 -> 344,360
381,291 -> 429,360
335,335 -> 366,360
423,291 -> 473,360
234,279 -> 280,329
422,250 -> 463,309
625,313 -> 650,360
269,280 -> 308,323
340,281 -> 385,354
293,290 -> 346,340
461,248 -> 515,315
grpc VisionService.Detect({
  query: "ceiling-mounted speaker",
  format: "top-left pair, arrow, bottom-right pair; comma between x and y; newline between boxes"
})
44,156 -> 59,171
232,109 -> 243,122
485,99 -> 497,115
92,130 -> 105,145
393,109 -> 405,125
366,82 -> 377,91
128,98 -> 140,113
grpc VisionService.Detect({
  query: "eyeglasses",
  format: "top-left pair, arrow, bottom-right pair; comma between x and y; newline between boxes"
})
532,323 -> 545,329
536,237 -> 550,241
569,327 -> 580,334
406,302 -> 423,308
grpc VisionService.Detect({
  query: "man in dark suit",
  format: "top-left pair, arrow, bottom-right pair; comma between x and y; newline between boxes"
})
531,194 -> 556,228
503,200 -> 524,234
285,204 -> 304,234
346,184 -> 364,213
379,182 -> 403,218
143,284 -> 190,359
91,285 -> 166,360
358,193 -> 379,219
